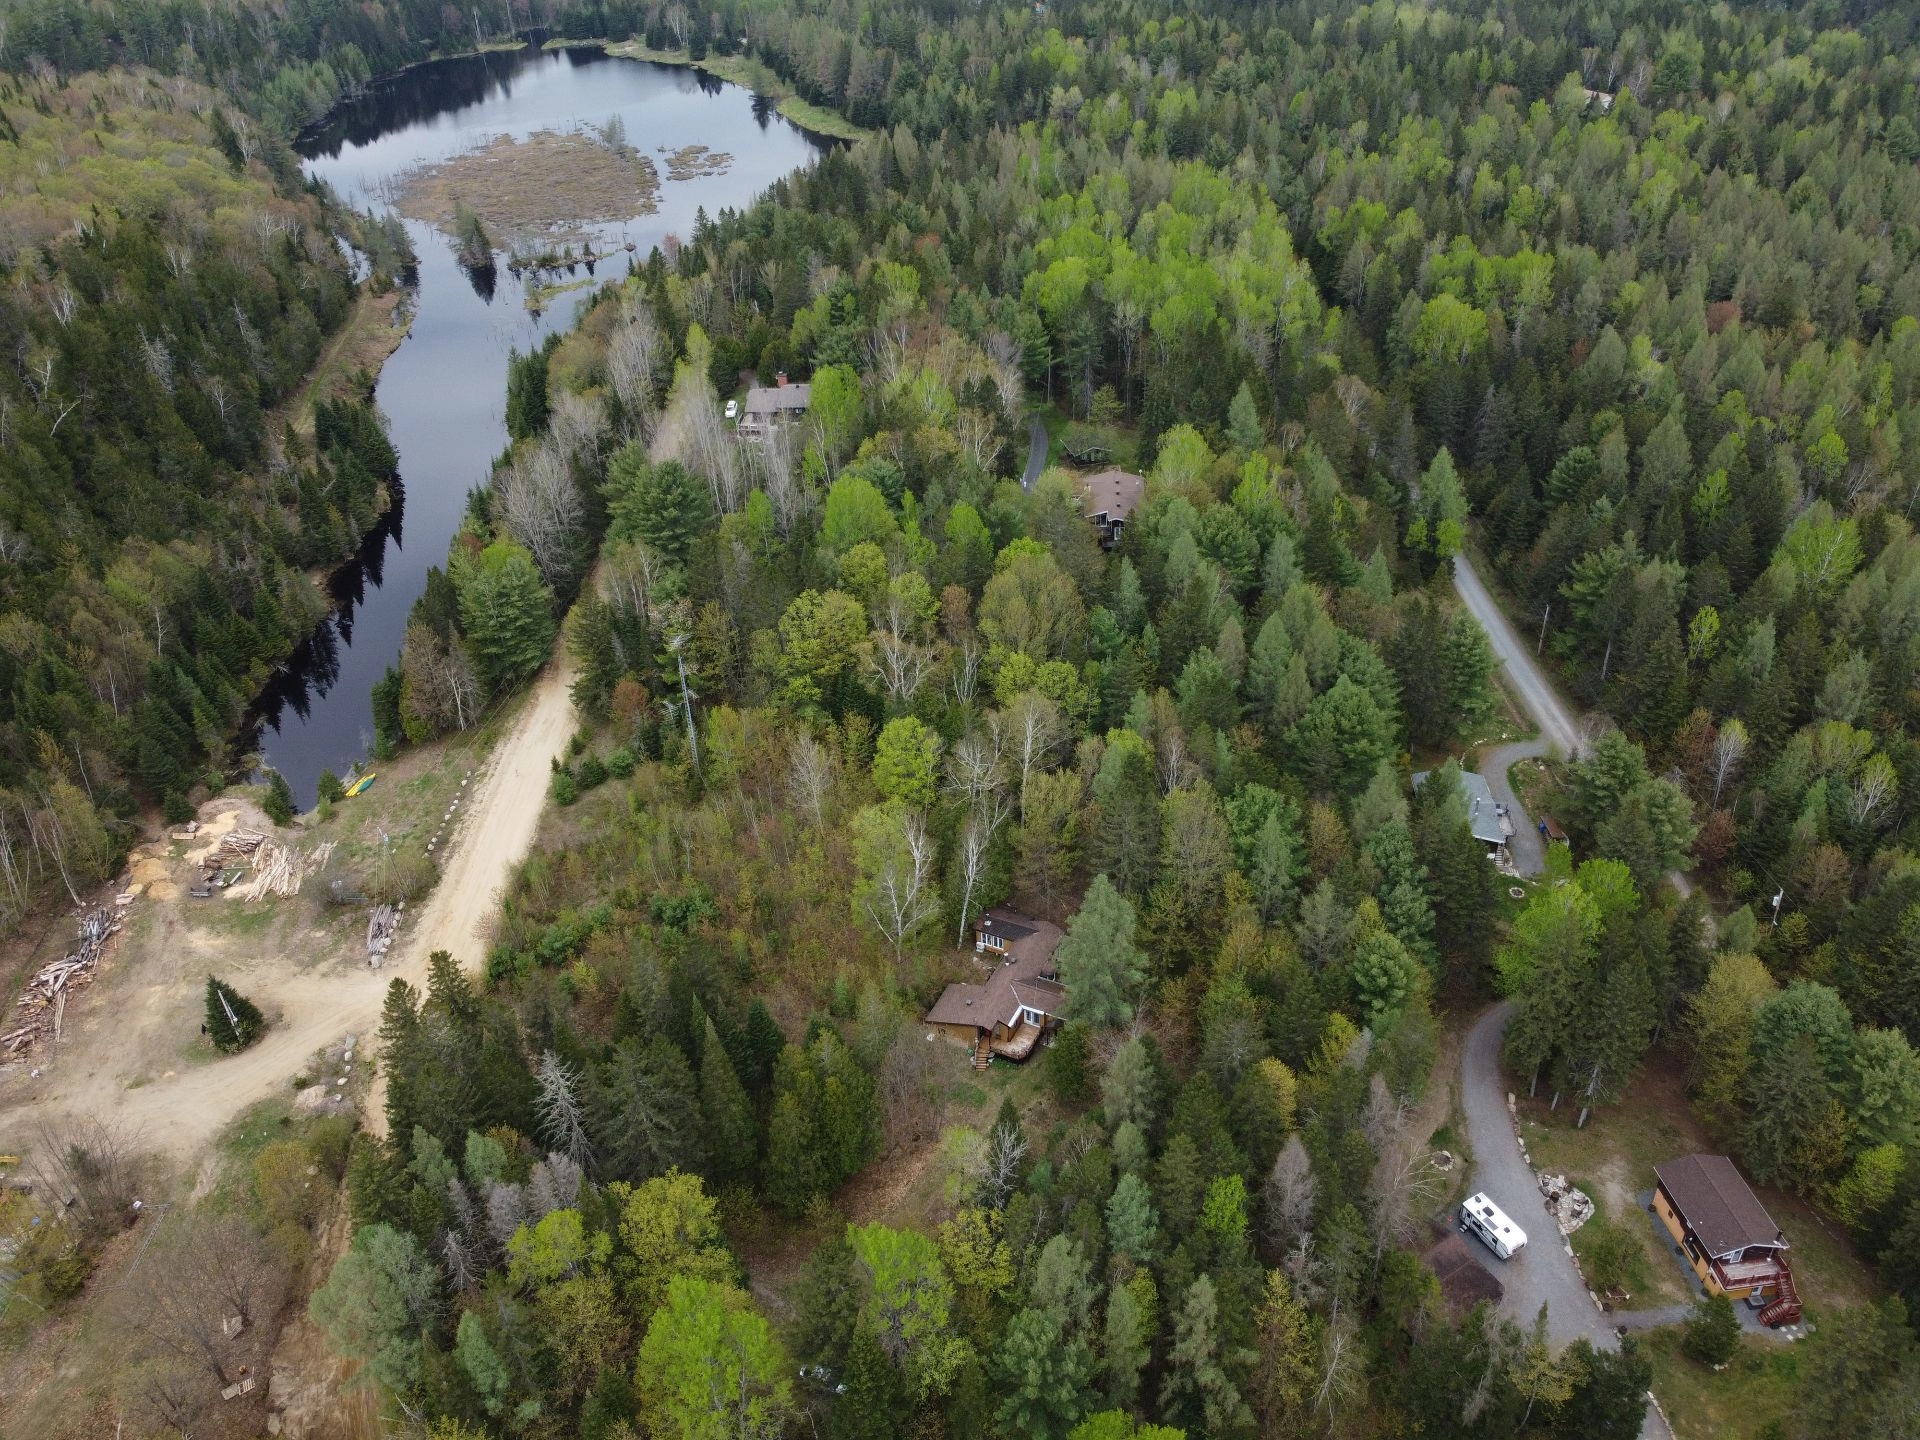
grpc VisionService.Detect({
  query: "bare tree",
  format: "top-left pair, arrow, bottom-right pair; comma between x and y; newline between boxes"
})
878,1026 -> 940,1151
996,692 -> 1065,817
401,622 -> 481,733
527,1151 -> 585,1217
865,629 -> 938,709
485,1180 -> 527,1251
854,804 -> 938,963
952,814 -> 993,949
534,1052 -> 594,1172
120,1355 -> 210,1437
1312,1311 -> 1364,1428
786,732 -> 838,827
1262,1135 -> 1318,1255
496,439 -> 584,591
1710,716 -> 1748,807
442,1229 -> 480,1293
546,389 -> 608,471
117,1211 -> 282,1389
978,1117 -> 1029,1209
34,1115 -> 147,1242
607,297 -> 664,441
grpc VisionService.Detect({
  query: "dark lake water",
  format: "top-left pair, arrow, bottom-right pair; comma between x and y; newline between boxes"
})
246,45 -> 825,805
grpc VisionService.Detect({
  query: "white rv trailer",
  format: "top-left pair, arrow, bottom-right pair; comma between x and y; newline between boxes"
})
1460,1191 -> 1528,1259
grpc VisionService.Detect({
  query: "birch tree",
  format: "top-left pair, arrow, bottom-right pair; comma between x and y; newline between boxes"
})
852,802 -> 937,963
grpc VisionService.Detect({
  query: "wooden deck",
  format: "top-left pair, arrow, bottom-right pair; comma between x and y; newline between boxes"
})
990,1018 -> 1044,1062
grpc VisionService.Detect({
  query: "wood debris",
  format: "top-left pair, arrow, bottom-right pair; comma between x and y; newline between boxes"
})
235,839 -> 337,902
4,908 -> 119,1055
366,904 -> 399,964
220,827 -> 268,857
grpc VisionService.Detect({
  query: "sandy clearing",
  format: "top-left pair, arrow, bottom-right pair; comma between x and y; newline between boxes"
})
7,653 -> 575,1163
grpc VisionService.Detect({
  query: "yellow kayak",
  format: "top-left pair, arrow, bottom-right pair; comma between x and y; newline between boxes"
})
344,772 -> 377,797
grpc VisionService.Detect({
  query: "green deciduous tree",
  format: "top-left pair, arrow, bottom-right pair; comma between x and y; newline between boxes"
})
636,1276 -> 794,1440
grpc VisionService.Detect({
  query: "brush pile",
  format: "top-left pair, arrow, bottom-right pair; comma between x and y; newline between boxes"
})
2,908 -> 119,1054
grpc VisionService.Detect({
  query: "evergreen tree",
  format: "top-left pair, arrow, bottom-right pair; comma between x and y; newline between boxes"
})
205,975 -> 266,1052
832,1322 -> 910,1440
453,541 -> 558,694
699,1015 -> 760,1185
262,769 -> 295,824
1057,875 -> 1149,1029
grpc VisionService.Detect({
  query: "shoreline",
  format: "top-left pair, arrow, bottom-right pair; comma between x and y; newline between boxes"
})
589,38 -> 871,141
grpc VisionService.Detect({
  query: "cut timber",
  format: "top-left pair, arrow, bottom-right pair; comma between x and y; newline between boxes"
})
6,908 -> 119,1055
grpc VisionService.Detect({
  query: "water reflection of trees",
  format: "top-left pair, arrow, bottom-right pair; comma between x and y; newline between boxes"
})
240,481 -> 404,737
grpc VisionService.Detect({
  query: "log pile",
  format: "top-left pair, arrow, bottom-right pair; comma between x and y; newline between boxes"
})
221,827 -> 268,858
235,839 -> 337,902
2,908 -> 119,1055
366,904 -> 399,965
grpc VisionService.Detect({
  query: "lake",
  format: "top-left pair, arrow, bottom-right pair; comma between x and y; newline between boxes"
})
246,44 -> 826,805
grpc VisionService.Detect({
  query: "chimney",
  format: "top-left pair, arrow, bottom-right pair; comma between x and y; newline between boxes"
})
776,370 -> 788,387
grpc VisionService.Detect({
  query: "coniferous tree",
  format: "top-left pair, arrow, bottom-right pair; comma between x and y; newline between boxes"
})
205,975 -> 266,1053
698,1016 -> 759,1185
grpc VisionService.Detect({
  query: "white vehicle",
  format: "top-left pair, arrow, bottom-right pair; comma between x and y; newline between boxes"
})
1460,1192 -> 1528,1259
724,398 -> 740,421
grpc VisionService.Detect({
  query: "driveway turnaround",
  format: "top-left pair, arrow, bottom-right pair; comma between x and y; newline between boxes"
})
1461,1004 -> 1674,1438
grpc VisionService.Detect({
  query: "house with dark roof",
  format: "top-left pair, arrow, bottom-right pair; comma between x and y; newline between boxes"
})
925,908 -> 1066,1069
737,372 -> 811,439
1652,1153 -> 1800,1325
1412,768 -> 1514,862
1079,469 -> 1146,548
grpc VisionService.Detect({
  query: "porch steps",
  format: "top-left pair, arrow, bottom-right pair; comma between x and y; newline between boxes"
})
1758,1265 -> 1801,1327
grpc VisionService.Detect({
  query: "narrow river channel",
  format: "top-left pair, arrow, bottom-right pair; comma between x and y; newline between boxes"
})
244,44 -> 826,804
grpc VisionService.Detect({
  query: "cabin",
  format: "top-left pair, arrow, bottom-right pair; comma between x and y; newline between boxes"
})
1652,1153 -> 1800,1325
925,908 -> 1066,1069
1412,768 -> 1514,863
1080,469 -> 1146,548
737,372 -> 811,439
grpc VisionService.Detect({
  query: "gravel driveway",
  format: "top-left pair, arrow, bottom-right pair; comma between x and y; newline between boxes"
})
1461,1004 -> 1674,1438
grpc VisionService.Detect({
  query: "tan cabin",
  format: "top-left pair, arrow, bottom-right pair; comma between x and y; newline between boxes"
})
925,909 -> 1066,1069
1652,1153 -> 1800,1325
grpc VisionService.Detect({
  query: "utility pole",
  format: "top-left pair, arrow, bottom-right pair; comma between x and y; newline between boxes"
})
1536,601 -> 1550,656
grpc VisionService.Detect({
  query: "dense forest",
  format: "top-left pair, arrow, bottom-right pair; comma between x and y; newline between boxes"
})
6,0 -> 1920,1434
292,0 -> 1920,1434
0,62 -> 412,926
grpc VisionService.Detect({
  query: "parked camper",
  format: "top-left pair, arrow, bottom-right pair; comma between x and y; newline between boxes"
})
1460,1192 -> 1528,1259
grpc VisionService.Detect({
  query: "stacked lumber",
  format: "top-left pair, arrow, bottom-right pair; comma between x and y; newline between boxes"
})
366,904 -> 399,964
2,908 -> 119,1055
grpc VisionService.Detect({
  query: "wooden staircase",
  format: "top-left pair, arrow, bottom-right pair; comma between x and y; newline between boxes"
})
1758,1266 -> 1801,1327
972,1032 -> 992,1070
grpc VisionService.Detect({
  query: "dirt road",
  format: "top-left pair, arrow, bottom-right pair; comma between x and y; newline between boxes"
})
6,654 -> 575,1163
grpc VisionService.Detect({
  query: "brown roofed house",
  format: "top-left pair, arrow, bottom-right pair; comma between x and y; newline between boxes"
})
925,908 -> 1066,1069
1652,1153 -> 1801,1325
1080,469 -> 1146,549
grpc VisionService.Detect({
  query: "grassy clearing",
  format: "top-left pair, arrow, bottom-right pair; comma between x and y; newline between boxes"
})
1640,1326 -> 1801,1440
